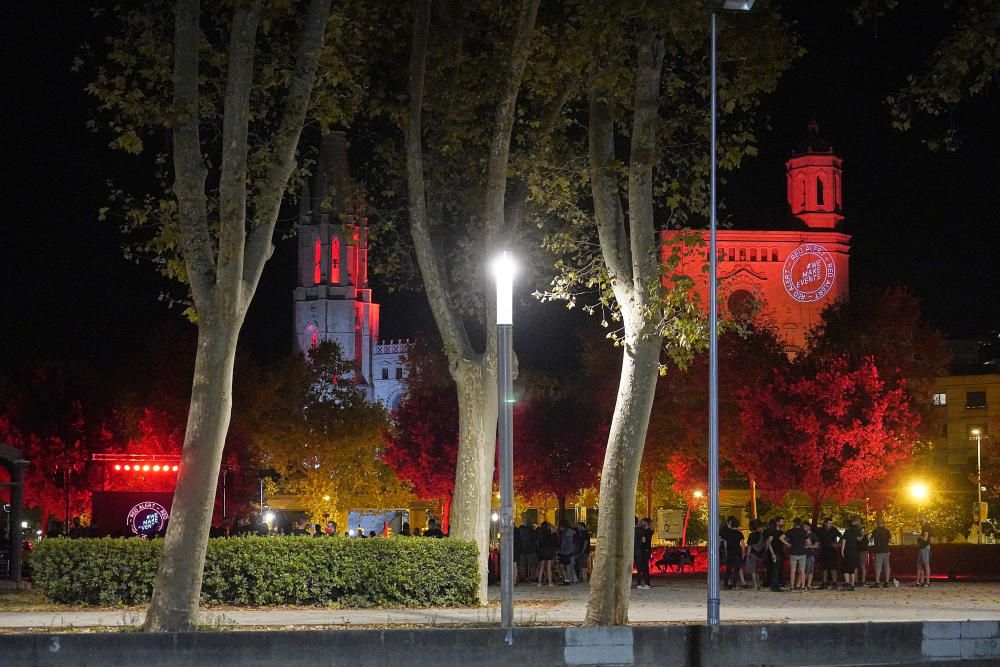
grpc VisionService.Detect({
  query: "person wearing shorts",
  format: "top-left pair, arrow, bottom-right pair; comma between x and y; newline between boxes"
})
804,521 -> 818,589
871,517 -> 892,588
745,519 -> 765,590
786,517 -> 808,590
913,515 -> 932,587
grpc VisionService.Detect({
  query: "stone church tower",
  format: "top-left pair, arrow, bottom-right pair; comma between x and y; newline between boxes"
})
292,131 -> 409,408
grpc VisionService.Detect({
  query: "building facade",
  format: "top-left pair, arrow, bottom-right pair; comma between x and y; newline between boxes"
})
292,131 -> 410,409
663,122 -> 850,353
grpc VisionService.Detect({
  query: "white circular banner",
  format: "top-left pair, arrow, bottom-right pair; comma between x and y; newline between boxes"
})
127,501 -> 169,536
782,243 -> 835,303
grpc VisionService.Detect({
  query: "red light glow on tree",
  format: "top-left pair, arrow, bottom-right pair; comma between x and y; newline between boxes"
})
733,356 -> 918,524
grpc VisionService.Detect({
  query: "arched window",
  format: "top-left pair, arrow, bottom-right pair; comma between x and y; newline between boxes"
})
816,177 -> 825,206
330,237 -> 340,284
799,178 -> 807,207
313,237 -> 322,285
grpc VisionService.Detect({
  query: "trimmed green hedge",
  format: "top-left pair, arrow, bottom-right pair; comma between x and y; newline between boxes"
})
32,536 -> 478,608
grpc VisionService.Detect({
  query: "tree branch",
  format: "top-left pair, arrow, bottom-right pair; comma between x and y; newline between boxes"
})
627,29 -> 665,303
172,0 -> 216,309
243,0 -> 333,310
587,80 -> 632,288
406,0 -> 475,362
217,0 -> 261,308
483,0 -> 539,239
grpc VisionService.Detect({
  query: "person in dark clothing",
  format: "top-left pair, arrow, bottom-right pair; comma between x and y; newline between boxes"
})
745,519 -> 766,590
857,522 -> 871,585
633,518 -> 653,589
786,517 -> 808,590
424,519 -> 444,538
816,517 -> 842,590
574,522 -> 591,583
913,515 -> 932,587
536,522 -> 558,586
720,516 -> 745,590
871,517 -> 893,588
312,523 -> 325,537
840,516 -> 862,590
764,517 -> 790,592
519,522 -> 538,583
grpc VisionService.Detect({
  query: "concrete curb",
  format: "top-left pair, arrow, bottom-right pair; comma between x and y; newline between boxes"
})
4,620 -> 1000,666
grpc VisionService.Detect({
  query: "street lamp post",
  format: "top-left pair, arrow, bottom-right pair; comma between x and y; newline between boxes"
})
492,252 -> 517,632
970,429 -> 988,543
706,0 -> 755,629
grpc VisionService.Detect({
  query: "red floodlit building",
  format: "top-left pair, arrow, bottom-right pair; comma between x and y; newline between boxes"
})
663,122 -> 850,354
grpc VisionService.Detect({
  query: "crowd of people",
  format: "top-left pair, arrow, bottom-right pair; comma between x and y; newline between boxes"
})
708,513 -> 934,592
512,519 -> 592,586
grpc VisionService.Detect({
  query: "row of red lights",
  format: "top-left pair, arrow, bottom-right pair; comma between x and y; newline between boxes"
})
113,464 -> 179,472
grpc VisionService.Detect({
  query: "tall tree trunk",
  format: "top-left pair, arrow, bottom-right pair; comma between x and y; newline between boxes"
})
584,334 -> 661,625
449,359 -> 498,602
144,319 -> 239,631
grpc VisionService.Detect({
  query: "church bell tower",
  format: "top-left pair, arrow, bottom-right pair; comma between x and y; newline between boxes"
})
785,121 -> 844,229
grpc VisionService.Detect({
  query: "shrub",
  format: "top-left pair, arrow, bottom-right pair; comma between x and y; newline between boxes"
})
32,536 -> 478,607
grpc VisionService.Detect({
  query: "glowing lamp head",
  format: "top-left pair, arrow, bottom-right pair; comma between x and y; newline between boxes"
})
908,482 -> 930,503
142,465 -> 150,472
490,251 -> 517,325
491,512 -> 499,522
172,465 -> 179,472
20,521 -> 29,529
264,511 -> 275,524
114,465 -> 122,471
971,428 -> 981,436
153,465 -> 161,472
693,490 -> 704,499
707,0 -> 755,10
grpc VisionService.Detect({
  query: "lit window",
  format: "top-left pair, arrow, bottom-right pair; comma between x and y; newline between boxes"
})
330,238 -> 340,284
313,237 -> 322,285
966,391 -> 987,409
931,393 -> 947,406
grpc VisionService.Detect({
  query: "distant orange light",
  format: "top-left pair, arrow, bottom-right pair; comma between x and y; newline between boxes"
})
153,465 -> 161,472
115,464 -> 122,471
142,465 -> 150,471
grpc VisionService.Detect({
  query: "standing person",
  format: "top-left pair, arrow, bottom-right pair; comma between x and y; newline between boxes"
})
871,517 -> 893,588
720,516 -> 745,591
557,520 -> 578,584
912,515 -> 932,587
574,521 -> 591,583
745,519 -> 765,590
633,518 -> 653,590
785,517 -> 808,591
536,522 -> 557,586
816,517 -> 842,590
840,516 -> 862,591
803,521 -> 819,590
518,520 -> 538,583
764,517 -> 791,592
857,521 -> 871,586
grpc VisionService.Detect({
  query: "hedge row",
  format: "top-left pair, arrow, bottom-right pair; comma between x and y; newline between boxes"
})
32,536 -> 479,608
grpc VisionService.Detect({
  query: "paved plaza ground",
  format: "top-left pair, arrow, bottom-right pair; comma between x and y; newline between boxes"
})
1,578 -> 998,630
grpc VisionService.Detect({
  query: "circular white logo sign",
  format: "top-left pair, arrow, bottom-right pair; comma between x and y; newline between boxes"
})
782,244 -> 835,303
127,501 -> 169,537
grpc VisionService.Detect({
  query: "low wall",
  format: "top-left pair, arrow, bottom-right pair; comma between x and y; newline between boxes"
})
5,620 -> 999,666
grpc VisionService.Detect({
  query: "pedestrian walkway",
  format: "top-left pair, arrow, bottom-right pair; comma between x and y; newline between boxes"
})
2,580 -> 998,629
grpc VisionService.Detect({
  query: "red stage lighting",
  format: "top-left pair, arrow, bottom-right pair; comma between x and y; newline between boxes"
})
123,465 -> 130,471
172,465 -> 179,472
153,465 -> 161,472
115,464 -> 122,471
142,465 -> 150,471
133,467 -> 139,473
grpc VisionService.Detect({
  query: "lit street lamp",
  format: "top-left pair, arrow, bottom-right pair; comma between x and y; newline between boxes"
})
706,0 -> 755,629
492,251 -> 517,632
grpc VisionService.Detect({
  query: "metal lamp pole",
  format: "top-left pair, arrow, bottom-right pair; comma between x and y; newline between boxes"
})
493,252 -> 517,631
706,0 -> 755,628
971,429 -> 987,543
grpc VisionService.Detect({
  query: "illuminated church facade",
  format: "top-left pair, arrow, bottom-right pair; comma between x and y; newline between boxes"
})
292,132 -> 410,409
665,122 -> 850,353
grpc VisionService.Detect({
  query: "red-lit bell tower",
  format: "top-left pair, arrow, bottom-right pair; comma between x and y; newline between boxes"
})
786,120 -> 843,229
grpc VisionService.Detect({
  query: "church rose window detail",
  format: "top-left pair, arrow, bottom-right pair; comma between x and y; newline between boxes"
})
782,243 -> 835,303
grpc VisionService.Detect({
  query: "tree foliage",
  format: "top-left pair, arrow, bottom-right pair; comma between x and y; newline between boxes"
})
381,338 -> 458,531
735,357 -> 919,523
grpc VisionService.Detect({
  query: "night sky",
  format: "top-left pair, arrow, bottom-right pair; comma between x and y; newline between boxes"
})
2,3 -> 997,380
